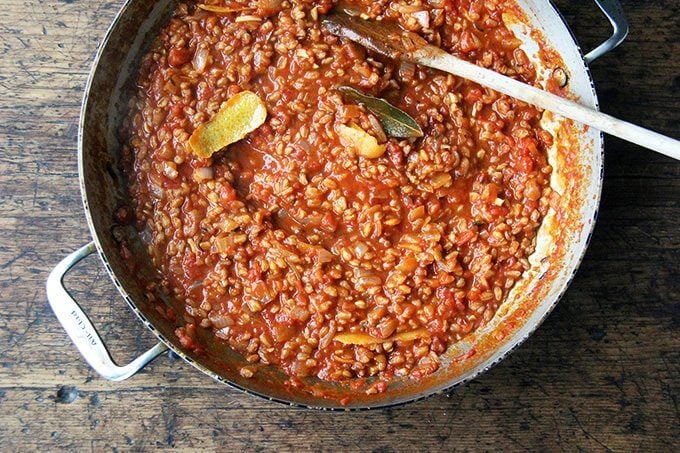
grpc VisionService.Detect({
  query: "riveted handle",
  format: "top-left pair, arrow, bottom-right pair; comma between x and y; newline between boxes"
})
46,242 -> 167,381
585,0 -> 629,63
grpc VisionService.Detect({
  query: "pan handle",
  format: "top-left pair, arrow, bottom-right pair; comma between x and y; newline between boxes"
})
584,0 -> 629,63
46,242 -> 168,381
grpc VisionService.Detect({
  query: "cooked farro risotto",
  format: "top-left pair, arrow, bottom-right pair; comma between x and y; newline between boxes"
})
119,0 -> 555,386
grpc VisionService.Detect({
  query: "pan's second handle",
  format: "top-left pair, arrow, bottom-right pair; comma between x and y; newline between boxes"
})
585,0 -> 629,63
46,242 -> 167,381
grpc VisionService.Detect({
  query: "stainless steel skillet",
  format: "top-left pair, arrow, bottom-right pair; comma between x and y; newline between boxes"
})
48,0 -> 628,409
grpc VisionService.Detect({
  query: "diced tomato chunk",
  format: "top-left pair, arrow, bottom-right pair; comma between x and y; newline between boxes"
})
456,228 -> 477,247
168,47 -> 192,67
321,212 -> 338,233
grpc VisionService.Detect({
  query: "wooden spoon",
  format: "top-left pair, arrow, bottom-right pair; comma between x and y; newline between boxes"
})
322,11 -> 680,161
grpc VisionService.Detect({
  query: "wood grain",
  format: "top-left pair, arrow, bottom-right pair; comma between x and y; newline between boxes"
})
0,0 -> 678,451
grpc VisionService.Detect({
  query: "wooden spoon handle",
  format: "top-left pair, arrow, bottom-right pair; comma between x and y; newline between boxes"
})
414,48 -> 680,161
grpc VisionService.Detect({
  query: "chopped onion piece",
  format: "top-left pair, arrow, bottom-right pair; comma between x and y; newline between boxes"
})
354,242 -> 369,259
192,47 -> 209,73
397,60 -> 416,82
316,248 -> 334,264
194,167 -> 214,181
366,113 -> 387,143
412,10 -> 430,29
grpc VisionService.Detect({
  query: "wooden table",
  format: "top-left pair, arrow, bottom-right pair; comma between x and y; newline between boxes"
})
1,1 -> 678,450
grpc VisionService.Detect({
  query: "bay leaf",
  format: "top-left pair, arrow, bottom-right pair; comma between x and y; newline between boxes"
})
337,86 -> 424,138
